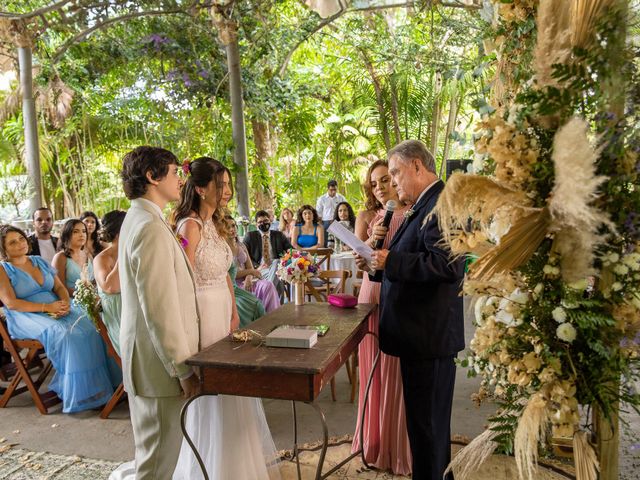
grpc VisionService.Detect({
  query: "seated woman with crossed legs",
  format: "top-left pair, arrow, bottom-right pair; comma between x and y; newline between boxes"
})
0,225 -> 118,413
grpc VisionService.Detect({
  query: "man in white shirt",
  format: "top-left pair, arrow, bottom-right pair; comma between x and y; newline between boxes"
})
28,208 -> 58,264
315,179 -> 346,247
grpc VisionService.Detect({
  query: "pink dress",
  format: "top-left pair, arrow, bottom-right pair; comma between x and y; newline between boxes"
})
352,208 -> 412,476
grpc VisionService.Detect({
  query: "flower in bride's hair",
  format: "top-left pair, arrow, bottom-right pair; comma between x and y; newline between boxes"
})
181,160 -> 191,176
176,233 -> 188,249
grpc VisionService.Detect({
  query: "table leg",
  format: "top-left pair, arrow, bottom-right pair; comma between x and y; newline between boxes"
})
290,332 -> 380,480
180,393 -> 210,480
358,332 -> 381,470
291,400 -> 302,480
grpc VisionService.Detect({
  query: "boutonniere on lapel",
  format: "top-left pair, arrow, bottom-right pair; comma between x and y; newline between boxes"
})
176,233 -> 189,249
403,208 -> 415,220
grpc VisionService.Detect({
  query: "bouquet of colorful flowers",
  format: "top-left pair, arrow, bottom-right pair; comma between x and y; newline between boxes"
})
276,250 -> 319,284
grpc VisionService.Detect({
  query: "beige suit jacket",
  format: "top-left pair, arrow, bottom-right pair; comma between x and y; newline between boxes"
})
118,199 -> 200,397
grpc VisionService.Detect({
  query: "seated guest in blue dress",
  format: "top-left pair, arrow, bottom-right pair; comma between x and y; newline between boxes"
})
52,219 -> 94,297
292,205 -> 324,250
0,225 -> 118,413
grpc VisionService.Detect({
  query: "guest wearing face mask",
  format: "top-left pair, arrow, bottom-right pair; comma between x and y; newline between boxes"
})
243,210 -> 292,301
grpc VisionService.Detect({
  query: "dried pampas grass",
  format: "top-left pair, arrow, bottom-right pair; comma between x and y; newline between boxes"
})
573,430 -> 599,480
534,0 -> 572,88
571,0 -> 617,49
445,428 -> 499,480
469,208 -> 550,281
514,393 -> 549,480
434,173 -> 531,255
549,117 -> 613,282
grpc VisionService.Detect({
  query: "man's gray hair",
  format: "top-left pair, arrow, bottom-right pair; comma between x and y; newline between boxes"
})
387,140 -> 436,173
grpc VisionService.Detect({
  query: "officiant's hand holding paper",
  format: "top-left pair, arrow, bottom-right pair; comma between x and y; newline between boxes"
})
370,249 -> 389,271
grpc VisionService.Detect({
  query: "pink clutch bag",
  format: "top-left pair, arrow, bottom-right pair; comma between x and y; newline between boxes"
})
327,293 -> 358,308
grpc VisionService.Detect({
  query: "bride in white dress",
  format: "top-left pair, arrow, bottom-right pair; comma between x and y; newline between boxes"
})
172,157 -> 281,480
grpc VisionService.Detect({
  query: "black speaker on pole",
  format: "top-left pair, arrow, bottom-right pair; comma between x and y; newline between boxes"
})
445,159 -> 473,180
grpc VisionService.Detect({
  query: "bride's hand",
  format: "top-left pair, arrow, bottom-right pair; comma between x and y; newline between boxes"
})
230,310 -> 240,332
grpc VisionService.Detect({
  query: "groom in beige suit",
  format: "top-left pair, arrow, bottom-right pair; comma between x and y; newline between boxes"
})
118,146 -> 200,479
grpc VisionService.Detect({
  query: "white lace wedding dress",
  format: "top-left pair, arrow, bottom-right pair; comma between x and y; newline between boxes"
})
111,218 -> 281,480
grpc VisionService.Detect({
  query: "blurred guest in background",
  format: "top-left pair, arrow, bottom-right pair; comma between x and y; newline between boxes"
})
80,211 -> 104,257
28,207 -> 58,264
52,219 -> 93,297
316,179 -> 345,246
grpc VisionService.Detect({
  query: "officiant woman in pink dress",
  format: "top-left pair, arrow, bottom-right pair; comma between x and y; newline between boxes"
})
351,159 -> 411,475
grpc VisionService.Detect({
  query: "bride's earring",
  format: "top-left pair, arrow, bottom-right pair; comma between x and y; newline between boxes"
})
201,194 -> 206,200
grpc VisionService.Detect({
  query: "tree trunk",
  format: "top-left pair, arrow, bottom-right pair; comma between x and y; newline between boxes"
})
18,46 -> 43,214
595,3 -> 628,479
212,4 -> 250,218
360,49 -> 391,150
439,93 -> 459,179
430,94 -> 441,158
250,118 -> 275,212
389,71 -> 402,144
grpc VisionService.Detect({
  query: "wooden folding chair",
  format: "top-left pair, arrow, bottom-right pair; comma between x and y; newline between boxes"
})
0,311 -> 61,414
94,313 -> 126,419
302,247 -> 333,271
305,270 -> 357,402
352,270 -> 364,297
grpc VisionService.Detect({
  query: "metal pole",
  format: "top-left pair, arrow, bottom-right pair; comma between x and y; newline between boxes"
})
226,38 -> 250,218
18,47 -> 43,214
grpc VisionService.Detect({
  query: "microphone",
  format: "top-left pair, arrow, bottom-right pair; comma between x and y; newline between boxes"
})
373,200 -> 397,250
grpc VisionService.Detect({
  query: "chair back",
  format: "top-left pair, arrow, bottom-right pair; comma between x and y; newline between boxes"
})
95,313 -> 121,368
302,247 -> 332,270
305,269 -> 351,302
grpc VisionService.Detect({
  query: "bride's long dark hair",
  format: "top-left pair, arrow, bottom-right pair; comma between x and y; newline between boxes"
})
171,156 -> 233,237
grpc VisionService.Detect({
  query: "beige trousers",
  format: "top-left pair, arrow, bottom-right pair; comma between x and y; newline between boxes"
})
129,393 -> 185,480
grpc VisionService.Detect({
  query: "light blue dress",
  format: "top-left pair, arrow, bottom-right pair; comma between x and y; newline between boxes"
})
64,256 -> 94,291
97,287 -> 121,356
1,256 -> 119,413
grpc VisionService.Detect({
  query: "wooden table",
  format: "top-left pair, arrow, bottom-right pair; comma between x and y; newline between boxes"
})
183,302 -> 377,480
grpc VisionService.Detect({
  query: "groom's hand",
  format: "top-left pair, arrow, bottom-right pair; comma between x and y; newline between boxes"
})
179,373 -> 201,399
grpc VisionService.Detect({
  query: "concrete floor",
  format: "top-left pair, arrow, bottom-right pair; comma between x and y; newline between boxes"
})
0,306 -> 637,478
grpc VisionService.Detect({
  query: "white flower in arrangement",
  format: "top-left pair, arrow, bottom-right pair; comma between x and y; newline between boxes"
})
613,264 -> 630,276
567,278 -> 588,291
472,152 -> 486,172
533,283 -> 544,297
556,323 -> 577,343
543,264 -> 560,276
509,288 -> 529,305
602,252 -> 620,266
487,209 -> 511,244
622,253 -> 640,270
631,295 -> 640,310
612,282 -> 623,291
552,307 -> 567,323
474,296 -> 488,326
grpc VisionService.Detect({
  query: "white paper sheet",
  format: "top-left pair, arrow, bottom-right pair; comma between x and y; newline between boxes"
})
327,221 -> 373,264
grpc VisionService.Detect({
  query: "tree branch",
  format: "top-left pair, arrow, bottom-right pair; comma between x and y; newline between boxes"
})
0,0 -> 77,20
50,7 -> 194,63
348,0 -> 481,12
277,8 -> 346,77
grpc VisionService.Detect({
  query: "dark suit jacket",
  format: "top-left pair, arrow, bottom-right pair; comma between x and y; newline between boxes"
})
243,230 -> 292,268
28,234 -> 58,257
375,180 -> 465,359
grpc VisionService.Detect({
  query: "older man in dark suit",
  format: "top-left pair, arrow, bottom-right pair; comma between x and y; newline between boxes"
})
356,140 -> 464,480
